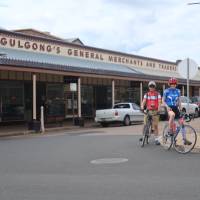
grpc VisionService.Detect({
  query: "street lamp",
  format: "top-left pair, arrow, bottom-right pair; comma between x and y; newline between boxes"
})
188,2 -> 200,5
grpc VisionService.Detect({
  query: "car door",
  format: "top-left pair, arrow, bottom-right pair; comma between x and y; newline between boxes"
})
131,103 -> 144,121
189,100 -> 196,114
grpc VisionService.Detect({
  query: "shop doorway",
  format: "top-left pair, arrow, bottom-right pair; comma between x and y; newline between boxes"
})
0,81 -> 24,122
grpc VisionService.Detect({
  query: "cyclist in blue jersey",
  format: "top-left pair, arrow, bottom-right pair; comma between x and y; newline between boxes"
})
163,77 -> 191,145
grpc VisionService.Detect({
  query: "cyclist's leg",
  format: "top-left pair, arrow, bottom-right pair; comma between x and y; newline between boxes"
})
181,125 -> 192,145
176,110 -> 192,145
168,110 -> 175,134
152,113 -> 160,145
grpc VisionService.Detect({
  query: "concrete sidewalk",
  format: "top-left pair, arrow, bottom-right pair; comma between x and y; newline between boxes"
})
0,119 -> 200,149
0,119 -> 99,137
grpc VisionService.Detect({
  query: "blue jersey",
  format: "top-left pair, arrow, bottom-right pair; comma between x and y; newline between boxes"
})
163,88 -> 180,107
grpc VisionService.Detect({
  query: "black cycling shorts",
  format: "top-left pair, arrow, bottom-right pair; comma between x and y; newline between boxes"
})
169,106 -> 180,119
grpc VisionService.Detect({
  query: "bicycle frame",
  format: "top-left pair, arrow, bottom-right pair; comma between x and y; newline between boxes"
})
171,118 -> 186,146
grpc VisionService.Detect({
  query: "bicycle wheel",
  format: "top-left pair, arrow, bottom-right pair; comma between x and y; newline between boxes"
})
162,123 -> 173,150
140,124 -> 149,147
174,125 -> 197,154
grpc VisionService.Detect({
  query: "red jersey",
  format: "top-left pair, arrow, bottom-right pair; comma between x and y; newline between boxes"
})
144,91 -> 161,110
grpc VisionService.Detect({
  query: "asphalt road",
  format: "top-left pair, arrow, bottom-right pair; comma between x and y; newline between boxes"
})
0,127 -> 200,200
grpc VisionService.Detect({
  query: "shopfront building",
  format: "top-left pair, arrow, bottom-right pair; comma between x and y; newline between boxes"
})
0,28 -> 200,124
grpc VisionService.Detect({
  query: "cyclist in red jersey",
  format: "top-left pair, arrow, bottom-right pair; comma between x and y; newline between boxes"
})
141,81 -> 162,145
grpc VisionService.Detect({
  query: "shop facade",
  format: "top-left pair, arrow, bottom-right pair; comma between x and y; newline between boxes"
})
0,28 -> 200,124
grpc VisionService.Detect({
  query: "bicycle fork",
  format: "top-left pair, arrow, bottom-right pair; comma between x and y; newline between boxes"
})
174,124 -> 186,143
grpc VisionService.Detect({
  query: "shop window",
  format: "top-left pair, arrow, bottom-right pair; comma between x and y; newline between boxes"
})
0,81 -> 24,122
39,73 -> 47,82
92,78 -> 98,85
81,86 -> 93,116
54,75 -> 62,83
47,74 -> 53,82
87,77 -> 92,85
24,72 -> 32,80
115,84 -> 140,105
16,72 -> 23,80
107,79 -> 112,85
0,71 -> 9,79
82,77 -> 88,84
94,85 -> 112,110
64,91 -> 78,118
46,84 -> 65,122
9,71 -> 16,80
36,74 -> 40,81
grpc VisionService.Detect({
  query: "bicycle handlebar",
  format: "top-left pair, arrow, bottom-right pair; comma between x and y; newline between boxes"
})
140,109 -> 160,116
141,109 -> 192,122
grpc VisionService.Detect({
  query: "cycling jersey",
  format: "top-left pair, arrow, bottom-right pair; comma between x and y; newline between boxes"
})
163,88 -> 180,108
144,91 -> 161,110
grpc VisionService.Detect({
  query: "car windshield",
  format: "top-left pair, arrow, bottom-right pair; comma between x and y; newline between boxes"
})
191,96 -> 200,102
180,96 -> 192,103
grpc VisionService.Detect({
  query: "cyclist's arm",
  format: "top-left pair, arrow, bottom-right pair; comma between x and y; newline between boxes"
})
162,96 -> 171,111
158,93 -> 162,110
141,98 -> 146,110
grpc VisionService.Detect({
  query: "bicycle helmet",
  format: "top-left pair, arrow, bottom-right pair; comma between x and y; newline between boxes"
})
148,81 -> 156,87
168,77 -> 177,85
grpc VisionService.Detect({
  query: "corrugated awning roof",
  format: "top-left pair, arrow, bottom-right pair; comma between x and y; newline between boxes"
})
1,47 -> 200,85
0,47 -> 143,76
136,67 -> 181,78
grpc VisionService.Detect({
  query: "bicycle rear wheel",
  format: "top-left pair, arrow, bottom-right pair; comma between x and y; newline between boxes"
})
162,123 -> 173,150
174,125 -> 197,154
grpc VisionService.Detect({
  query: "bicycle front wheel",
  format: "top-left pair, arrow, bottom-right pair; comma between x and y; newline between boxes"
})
162,123 -> 173,150
174,125 -> 197,154
140,124 -> 149,147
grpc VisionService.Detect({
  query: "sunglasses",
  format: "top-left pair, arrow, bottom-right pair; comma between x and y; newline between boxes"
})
149,85 -> 155,88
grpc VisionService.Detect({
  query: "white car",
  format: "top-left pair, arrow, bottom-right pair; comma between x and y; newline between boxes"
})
180,96 -> 199,117
95,103 -> 144,127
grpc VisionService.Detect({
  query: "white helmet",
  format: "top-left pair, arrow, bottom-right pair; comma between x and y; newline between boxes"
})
148,81 -> 156,87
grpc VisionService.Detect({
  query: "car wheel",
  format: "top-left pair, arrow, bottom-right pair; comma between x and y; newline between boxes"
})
123,115 -> 130,126
195,109 -> 199,118
182,108 -> 186,115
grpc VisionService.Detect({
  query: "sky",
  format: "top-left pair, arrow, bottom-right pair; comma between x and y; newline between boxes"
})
0,0 -> 200,64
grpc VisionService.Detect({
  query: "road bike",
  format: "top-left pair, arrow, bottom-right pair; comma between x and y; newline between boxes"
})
139,110 -> 158,147
162,113 -> 197,154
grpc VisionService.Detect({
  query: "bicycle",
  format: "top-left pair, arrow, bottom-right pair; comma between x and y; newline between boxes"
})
162,112 -> 197,154
139,110 -> 158,147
